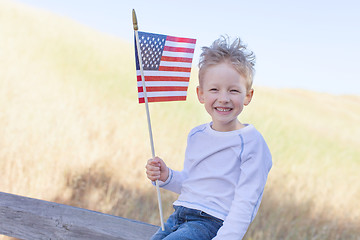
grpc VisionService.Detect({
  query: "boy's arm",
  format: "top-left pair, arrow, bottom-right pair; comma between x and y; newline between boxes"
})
213,140 -> 272,240
146,157 -> 187,194
149,128 -> 195,194
154,168 -> 188,194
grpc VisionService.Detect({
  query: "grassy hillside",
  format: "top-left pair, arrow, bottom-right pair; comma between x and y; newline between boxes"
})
1,0 -> 360,239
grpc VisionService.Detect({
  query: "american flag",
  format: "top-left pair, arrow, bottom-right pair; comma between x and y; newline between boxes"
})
135,31 -> 196,103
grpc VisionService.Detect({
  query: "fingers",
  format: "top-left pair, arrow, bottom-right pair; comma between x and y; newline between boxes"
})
146,158 -> 161,181
147,157 -> 160,166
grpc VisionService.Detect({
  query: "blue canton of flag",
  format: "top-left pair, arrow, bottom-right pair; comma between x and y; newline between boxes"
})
135,32 -> 167,71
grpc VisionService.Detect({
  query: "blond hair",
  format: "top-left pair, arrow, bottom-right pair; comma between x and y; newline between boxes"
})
198,36 -> 255,91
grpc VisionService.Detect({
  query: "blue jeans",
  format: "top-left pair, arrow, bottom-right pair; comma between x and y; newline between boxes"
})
151,206 -> 223,240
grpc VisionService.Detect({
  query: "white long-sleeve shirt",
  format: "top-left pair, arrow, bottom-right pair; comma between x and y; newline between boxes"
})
157,123 -> 272,239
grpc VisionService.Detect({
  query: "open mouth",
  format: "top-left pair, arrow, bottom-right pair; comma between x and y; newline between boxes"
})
215,107 -> 232,112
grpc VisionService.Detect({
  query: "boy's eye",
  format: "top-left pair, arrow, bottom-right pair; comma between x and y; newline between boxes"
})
209,88 -> 218,92
230,89 -> 240,93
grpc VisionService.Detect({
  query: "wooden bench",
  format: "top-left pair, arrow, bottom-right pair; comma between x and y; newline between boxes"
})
0,192 -> 159,240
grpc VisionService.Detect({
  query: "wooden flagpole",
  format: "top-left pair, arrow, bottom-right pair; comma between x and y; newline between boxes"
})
132,9 -> 165,231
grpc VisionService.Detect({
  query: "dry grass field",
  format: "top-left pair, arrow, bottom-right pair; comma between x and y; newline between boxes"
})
1,1 -> 359,239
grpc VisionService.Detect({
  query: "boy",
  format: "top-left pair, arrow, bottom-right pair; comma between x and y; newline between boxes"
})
146,36 -> 272,240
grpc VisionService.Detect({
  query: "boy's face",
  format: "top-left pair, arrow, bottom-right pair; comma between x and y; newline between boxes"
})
197,62 -> 253,132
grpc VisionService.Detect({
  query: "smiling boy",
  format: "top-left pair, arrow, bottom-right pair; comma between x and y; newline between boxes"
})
146,36 -> 272,239
197,61 -> 253,132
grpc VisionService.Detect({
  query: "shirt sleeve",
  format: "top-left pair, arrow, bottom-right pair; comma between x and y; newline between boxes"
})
213,138 -> 272,240
153,168 -> 188,194
151,127 -> 196,194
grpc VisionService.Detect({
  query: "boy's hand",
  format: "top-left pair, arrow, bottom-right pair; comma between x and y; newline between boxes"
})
146,157 -> 169,182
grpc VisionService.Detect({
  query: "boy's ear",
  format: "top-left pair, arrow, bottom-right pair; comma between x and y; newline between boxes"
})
196,86 -> 205,104
244,88 -> 254,106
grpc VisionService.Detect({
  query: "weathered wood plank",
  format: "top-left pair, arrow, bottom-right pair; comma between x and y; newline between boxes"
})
0,192 -> 159,240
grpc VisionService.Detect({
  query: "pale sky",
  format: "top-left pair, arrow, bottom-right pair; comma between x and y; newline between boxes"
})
15,0 -> 360,95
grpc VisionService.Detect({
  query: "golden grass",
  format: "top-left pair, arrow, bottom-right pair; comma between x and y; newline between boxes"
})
1,1 -> 360,239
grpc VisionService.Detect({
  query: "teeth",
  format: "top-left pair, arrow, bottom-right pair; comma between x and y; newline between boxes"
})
216,108 -> 231,112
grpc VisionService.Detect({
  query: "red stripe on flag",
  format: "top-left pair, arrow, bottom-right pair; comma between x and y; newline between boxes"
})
138,86 -> 188,92
163,46 -> 194,53
139,96 -> 187,103
166,36 -> 196,44
161,56 -> 193,63
158,66 -> 191,72
137,76 -> 190,82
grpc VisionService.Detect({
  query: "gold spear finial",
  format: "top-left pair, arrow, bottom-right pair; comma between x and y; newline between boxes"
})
132,9 -> 138,31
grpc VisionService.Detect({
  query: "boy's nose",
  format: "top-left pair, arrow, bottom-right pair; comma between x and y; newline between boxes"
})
218,92 -> 230,103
